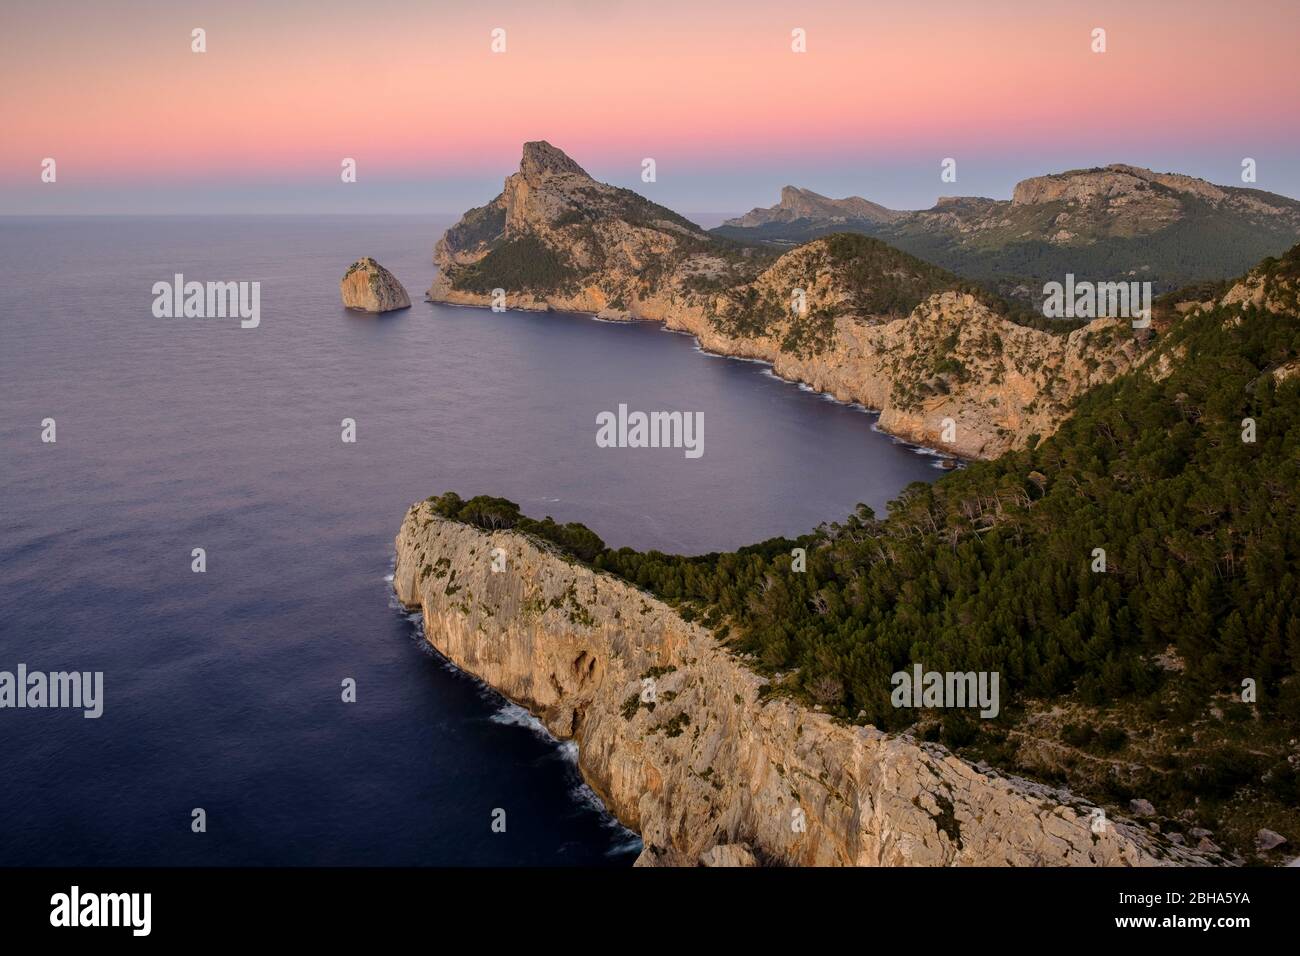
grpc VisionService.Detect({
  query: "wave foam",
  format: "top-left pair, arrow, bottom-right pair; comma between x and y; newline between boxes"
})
391,568 -> 651,857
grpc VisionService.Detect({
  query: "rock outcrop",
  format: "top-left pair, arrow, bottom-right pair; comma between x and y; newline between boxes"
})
428,143 -> 1143,458
1219,260 -> 1298,316
341,257 -> 411,313
394,508 -> 1213,867
1013,164 -> 1222,207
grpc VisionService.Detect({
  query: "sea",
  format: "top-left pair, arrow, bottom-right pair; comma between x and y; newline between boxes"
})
0,215 -> 939,864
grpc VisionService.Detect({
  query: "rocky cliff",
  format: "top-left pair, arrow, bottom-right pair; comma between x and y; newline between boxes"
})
394,508 -> 1210,867
341,257 -> 411,313
428,143 -> 1142,458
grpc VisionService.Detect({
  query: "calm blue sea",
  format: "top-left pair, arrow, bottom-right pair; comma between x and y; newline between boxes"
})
0,215 -> 939,865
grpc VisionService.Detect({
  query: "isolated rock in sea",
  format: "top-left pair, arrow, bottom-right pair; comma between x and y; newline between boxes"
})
341,257 -> 411,313
395,509 -> 1216,867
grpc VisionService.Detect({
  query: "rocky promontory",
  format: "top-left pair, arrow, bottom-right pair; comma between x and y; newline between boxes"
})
426,142 -> 1143,459
341,257 -> 411,313
394,506 -> 1212,867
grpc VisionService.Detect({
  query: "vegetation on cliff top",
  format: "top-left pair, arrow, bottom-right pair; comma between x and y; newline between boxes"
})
425,491 -> 606,563
441,200 -> 508,257
450,233 -> 584,294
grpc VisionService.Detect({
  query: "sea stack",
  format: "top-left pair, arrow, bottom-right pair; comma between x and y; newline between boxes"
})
340,257 -> 411,313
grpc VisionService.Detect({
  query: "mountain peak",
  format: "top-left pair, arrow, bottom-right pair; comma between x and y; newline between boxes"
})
780,185 -> 823,203
519,141 -> 590,181
432,141 -> 710,281
725,186 -> 902,228
1012,163 -> 1229,206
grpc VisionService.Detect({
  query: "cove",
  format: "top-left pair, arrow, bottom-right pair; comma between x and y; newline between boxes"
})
0,214 -> 941,865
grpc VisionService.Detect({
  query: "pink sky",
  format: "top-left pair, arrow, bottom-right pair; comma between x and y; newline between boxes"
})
2,0 -> 1298,212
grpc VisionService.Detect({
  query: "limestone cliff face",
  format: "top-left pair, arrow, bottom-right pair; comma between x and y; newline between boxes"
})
341,257 -> 411,313
429,144 -> 1141,458
394,509 -> 1210,867
690,243 -> 1142,458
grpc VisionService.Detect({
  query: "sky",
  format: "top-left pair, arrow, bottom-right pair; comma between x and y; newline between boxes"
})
2,0 -> 1298,216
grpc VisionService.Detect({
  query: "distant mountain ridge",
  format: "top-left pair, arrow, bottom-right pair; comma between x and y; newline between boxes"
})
724,186 -> 904,228
712,164 -> 1300,300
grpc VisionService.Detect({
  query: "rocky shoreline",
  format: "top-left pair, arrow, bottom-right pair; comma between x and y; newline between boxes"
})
425,279 -> 1139,460
394,507 -> 1211,867
425,288 -> 971,463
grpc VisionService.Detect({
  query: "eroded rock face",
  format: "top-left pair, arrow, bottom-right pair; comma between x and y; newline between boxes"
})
341,257 -> 411,313
394,510 -> 1212,867
700,844 -> 759,867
